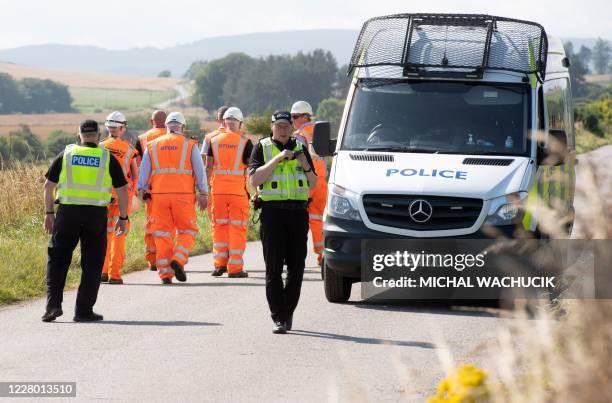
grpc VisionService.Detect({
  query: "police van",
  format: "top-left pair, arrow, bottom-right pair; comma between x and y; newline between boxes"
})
312,14 -> 576,302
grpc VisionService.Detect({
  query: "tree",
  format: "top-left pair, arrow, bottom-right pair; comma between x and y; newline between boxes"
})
564,42 -> 590,98
592,38 -> 611,75
192,53 -> 253,111
46,130 -> 76,156
158,70 -> 172,78
316,98 -> 345,135
9,125 -> 45,160
0,73 -> 22,114
19,78 -> 73,113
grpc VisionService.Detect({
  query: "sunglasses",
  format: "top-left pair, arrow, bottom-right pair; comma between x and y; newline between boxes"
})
291,114 -> 307,119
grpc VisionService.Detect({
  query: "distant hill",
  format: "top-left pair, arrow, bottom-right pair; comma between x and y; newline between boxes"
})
0,30 -> 360,77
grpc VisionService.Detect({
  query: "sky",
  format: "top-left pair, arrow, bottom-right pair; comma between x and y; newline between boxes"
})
1,0 -> 610,50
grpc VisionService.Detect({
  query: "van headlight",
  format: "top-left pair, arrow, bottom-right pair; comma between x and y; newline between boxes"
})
327,184 -> 362,221
484,192 -> 528,225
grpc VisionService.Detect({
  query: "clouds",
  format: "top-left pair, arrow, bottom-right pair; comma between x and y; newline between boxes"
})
0,0 -> 610,50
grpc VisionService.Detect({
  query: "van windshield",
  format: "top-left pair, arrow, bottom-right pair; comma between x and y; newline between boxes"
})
342,80 -> 530,156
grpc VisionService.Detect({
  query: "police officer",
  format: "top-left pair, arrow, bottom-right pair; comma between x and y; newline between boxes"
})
249,111 -> 317,334
42,120 -> 129,323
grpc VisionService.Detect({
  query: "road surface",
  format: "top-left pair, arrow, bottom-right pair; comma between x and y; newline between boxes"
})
0,145 -> 609,402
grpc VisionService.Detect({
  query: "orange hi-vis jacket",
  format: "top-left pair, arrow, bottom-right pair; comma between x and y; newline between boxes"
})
295,123 -> 326,173
139,127 -> 167,154
148,133 -> 197,194
100,137 -> 138,196
210,131 -> 248,195
203,127 -> 225,154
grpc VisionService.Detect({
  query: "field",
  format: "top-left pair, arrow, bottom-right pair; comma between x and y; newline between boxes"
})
0,62 -> 179,91
70,87 -> 177,113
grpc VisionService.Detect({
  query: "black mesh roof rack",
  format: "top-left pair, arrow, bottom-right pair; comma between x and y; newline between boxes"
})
349,14 -> 548,80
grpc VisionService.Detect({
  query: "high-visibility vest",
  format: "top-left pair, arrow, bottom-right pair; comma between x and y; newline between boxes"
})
57,144 -> 113,206
138,128 -> 166,154
100,137 -> 137,196
203,127 -> 225,155
147,133 -> 196,194
258,137 -> 309,201
210,131 -> 248,195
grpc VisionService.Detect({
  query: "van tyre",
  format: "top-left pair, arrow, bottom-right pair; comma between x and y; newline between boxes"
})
323,262 -> 352,303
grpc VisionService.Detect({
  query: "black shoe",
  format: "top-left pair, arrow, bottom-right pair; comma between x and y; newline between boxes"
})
108,278 -> 123,285
285,315 -> 293,331
228,271 -> 248,278
73,312 -> 103,322
171,260 -> 187,282
211,266 -> 227,277
272,321 -> 287,334
150,265 -> 157,271
162,277 -> 172,285
41,308 -> 63,322
100,273 -> 109,283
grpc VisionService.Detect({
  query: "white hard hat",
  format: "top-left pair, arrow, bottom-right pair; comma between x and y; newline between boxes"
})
105,111 -> 126,127
223,107 -> 244,122
290,101 -> 313,116
165,112 -> 186,126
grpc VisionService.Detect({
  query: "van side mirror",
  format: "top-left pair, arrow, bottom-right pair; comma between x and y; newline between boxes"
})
312,121 -> 336,157
538,129 -> 568,166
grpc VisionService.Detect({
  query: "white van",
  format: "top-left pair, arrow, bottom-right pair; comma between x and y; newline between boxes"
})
312,14 -> 576,302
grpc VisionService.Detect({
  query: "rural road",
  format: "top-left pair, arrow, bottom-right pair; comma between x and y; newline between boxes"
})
0,146 -> 610,402
156,83 -> 190,109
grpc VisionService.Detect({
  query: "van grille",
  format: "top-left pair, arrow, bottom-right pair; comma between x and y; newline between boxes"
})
349,153 -> 394,162
462,158 -> 514,166
362,194 -> 483,231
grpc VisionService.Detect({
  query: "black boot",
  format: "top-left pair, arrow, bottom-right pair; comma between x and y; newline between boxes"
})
41,308 -> 63,322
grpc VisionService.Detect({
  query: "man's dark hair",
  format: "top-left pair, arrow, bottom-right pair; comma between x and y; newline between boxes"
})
216,106 -> 230,121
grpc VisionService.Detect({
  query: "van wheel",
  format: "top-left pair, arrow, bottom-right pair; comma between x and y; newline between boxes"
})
323,262 -> 352,303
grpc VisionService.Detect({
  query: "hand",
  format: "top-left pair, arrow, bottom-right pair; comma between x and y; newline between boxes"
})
115,219 -> 128,236
277,150 -> 294,161
198,194 -> 208,211
296,153 -> 310,170
44,214 -> 55,234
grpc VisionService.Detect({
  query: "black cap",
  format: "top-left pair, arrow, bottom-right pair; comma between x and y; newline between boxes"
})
271,111 -> 292,124
79,119 -> 99,134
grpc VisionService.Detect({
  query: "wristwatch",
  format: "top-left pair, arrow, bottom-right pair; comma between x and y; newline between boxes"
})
119,215 -> 129,221
303,166 -> 313,173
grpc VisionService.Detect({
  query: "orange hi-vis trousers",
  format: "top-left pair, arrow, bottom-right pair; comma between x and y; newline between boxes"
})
150,194 -> 199,280
211,194 -> 249,274
309,159 -> 328,263
103,203 -> 131,279
144,200 -> 157,269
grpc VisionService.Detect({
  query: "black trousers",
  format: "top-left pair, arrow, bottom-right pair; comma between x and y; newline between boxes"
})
260,206 -> 309,323
46,204 -> 108,315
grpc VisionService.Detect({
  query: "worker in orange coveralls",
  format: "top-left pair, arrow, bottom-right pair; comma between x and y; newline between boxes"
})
206,107 -> 253,278
100,111 -> 139,284
137,112 -> 208,284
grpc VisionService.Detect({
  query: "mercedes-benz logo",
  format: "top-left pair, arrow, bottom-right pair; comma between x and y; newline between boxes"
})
409,199 -> 433,223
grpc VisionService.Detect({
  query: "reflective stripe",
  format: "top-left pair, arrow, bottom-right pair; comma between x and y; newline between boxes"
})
313,242 -> 324,247
179,136 -> 189,171
159,268 -> 174,274
108,216 -> 119,222
309,214 -> 323,220
174,252 -> 187,261
215,219 -> 229,224
228,258 -> 243,265
58,183 -> 112,193
263,140 -> 273,162
156,259 -> 170,265
177,229 -> 198,236
150,138 -> 161,170
214,252 -> 229,258
146,247 -> 157,252
153,231 -> 172,237
151,168 -> 193,175
259,188 -> 309,196
229,249 -> 244,255
176,245 -> 189,255
213,242 -> 228,248
229,219 -> 248,226
213,169 -> 246,175
123,144 -> 135,176
107,227 -> 115,233
59,196 -> 109,205
234,136 -> 247,171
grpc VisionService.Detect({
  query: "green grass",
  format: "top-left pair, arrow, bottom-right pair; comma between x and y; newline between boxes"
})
576,126 -> 612,154
70,87 -> 177,113
0,206 -> 260,306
